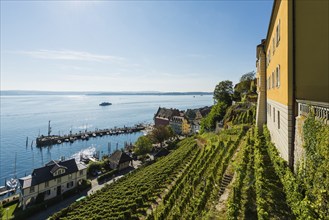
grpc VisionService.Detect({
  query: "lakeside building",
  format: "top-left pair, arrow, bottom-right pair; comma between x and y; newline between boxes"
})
108,150 -> 132,171
19,159 -> 87,210
255,0 -> 329,168
169,115 -> 191,135
154,106 -> 211,135
154,107 -> 180,127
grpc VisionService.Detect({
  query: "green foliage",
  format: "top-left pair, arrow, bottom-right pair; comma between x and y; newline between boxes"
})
200,101 -> 227,132
263,126 -> 316,219
223,101 -> 256,127
97,169 -> 117,182
235,71 -> 256,95
150,125 -> 173,147
51,138 -> 198,219
134,136 -> 153,156
213,80 -> 233,105
87,161 -> 106,176
298,114 -> 329,218
153,126 -> 246,220
0,204 -> 3,219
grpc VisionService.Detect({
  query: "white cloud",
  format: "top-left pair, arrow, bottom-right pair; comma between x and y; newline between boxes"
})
16,49 -> 125,63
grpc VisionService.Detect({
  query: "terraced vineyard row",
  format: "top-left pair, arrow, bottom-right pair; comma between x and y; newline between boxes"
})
50,138 -> 199,220
150,126 -> 247,220
227,128 -> 295,220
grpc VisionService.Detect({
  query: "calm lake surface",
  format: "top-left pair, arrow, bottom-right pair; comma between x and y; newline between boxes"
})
0,94 -> 213,185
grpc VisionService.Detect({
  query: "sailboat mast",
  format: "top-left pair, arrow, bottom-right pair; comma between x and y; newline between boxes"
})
14,153 -> 17,178
48,120 -> 52,136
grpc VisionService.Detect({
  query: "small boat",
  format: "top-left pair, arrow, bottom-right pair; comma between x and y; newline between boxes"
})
99,102 -> 112,106
6,178 -> 18,190
92,133 -> 96,137
57,140 -> 62,144
64,139 -> 69,142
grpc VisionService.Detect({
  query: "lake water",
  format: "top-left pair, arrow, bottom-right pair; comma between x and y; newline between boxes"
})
0,94 -> 213,186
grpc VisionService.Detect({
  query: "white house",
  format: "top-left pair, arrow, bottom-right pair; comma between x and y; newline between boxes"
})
19,158 -> 87,210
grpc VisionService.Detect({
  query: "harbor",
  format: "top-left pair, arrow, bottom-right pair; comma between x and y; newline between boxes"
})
36,121 -> 146,147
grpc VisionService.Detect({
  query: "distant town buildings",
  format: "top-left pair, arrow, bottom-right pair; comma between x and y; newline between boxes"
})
255,0 -> 329,169
154,107 -> 180,127
19,159 -> 87,210
154,106 -> 211,135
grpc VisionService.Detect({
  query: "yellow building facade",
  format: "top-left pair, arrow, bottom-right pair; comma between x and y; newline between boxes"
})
256,0 -> 329,168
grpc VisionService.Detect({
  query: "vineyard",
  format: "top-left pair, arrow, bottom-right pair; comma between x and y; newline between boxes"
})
50,122 -> 327,219
50,126 -> 247,220
50,137 -> 198,219
149,126 -> 247,219
226,127 -> 298,220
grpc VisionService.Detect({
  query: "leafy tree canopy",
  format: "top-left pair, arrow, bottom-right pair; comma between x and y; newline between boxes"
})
200,101 -> 227,133
213,80 -> 233,106
235,71 -> 256,96
240,71 -> 255,82
150,125 -> 174,147
134,136 -> 152,156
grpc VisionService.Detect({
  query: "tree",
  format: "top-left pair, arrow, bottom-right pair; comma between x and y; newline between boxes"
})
235,71 -> 256,96
134,136 -> 152,156
87,161 -> 105,176
213,80 -> 233,106
200,101 -> 227,132
150,125 -> 173,147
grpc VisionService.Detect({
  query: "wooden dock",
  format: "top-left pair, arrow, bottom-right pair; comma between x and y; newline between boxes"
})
36,125 -> 145,147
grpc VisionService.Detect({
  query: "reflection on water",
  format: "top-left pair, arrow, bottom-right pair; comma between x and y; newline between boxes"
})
0,95 -> 213,185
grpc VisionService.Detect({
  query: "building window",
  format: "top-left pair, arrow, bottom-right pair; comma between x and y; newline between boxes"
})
30,186 -> 35,193
45,181 -> 49,188
45,190 -> 51,196
277,65 -> 280,87
272,38 -> 275,54
57,177 -> 61,184
276,19 -> 281,46
269,76 -> 271,89
278,111 -> 280,129
67,181 -> 74,188
68,174 -> 72,180
272,72 -> 275,88
273,107 -> 275,122
80,170 -> 84,176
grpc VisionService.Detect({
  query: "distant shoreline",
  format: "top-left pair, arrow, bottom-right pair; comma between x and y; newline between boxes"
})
0,90 -> 213,96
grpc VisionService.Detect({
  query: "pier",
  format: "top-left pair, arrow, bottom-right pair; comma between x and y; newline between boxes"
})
36,124 -> 145,147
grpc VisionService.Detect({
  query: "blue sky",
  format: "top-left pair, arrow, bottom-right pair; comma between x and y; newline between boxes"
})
1,1 -> 273,92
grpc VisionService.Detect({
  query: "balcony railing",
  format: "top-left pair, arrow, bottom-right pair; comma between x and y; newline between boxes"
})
297,99 -> 329,123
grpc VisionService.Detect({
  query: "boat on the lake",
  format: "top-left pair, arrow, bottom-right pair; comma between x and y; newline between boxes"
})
6,178 -> 18,190
99,102 -> 112,106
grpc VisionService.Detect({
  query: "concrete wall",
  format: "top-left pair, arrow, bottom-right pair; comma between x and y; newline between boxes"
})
256,43 -> 267,131
294,115 -> 306,172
